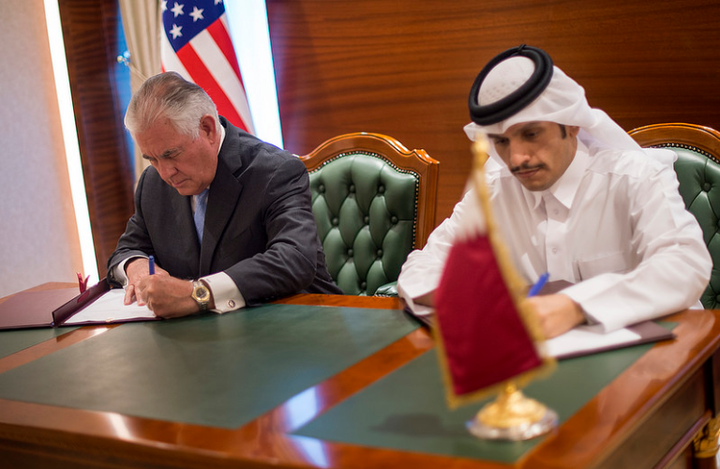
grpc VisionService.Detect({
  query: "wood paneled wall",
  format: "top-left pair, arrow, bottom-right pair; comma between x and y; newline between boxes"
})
61,0 -> 720,274
58,0 -> 135,277
266,0 -> 720,224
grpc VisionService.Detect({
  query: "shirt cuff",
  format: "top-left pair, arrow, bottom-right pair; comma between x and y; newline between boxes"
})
111,256 -> 146,287
203,272 -> 245,313
397,282 -> 435,317
560,285 -> 602,329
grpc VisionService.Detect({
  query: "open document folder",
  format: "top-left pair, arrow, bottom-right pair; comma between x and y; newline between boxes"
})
62,289 -> 157,325
0,280 -> 158,330
405,306 -> 674,360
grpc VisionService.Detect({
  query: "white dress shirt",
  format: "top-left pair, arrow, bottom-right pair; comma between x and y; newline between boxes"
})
398,140 -> 711,332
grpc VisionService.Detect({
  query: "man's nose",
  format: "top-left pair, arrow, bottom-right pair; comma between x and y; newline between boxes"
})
508,142 -> 532,168
156,160 -> 178,179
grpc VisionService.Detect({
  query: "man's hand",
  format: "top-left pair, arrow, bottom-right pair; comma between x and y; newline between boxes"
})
123,257 -> 169,306
412,291 -> 435,307
133,275 -> 200,319
523,294 -> 585,339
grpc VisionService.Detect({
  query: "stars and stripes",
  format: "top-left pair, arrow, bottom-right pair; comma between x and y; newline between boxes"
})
161,0 -> 255,134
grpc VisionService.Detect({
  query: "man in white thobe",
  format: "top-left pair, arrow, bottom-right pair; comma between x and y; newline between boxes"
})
397,45 -> 711,339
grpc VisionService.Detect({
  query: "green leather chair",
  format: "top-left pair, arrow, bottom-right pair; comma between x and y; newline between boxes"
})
630,123 -> 720,309
301,133 -> 440,296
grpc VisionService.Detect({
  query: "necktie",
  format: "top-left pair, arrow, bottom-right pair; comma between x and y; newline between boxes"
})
194,189 -> 209,244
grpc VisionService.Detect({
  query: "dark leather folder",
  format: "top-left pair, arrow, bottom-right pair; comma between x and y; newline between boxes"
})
0,280 -> 110,330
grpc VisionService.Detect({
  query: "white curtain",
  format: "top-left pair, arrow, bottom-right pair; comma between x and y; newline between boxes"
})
118,0 -> 162,179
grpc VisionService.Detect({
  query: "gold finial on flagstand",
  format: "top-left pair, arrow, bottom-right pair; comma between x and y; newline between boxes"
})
467,382 -> 558,441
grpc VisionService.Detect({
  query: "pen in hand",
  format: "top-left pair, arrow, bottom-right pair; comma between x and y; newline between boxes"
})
527,272 -> 549,297
148,255 -> 155,275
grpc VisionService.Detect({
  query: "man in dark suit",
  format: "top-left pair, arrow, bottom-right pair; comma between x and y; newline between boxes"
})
108,72 -> 341,318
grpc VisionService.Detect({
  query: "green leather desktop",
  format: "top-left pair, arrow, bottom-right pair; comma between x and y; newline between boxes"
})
0,287 -> 719,469
293,345 -> 656,464
0,327 -> 73,359
0,303 -> 418,429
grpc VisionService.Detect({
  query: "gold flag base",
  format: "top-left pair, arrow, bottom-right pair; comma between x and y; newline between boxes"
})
466,384 -> 557,441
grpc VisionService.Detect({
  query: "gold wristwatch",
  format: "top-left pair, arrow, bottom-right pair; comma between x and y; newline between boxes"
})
191,280 -> 211,312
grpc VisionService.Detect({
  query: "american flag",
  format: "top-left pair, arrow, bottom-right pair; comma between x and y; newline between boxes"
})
161,0 -> 255,134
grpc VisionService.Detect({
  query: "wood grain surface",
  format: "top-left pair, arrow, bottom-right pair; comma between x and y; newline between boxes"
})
0,283 -> 719,468
267,0 -> 720,223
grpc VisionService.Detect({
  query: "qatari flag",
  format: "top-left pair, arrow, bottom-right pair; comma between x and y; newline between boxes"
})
433,139 -> 553,408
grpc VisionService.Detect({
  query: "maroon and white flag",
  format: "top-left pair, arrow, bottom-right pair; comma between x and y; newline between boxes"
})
433,140 -> 554,407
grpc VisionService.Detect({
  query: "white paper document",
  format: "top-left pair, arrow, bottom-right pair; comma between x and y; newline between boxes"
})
403,303 -> 674,359
544,321 -> 673,359
63,289 -> 157,325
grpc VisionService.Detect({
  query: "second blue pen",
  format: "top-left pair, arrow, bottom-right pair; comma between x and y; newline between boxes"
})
527,272 -> 549,297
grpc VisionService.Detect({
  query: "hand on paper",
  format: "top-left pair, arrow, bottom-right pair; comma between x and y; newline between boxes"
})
123,257 -> 168,306
524,294 -> 585,339
133,275 -> 199,319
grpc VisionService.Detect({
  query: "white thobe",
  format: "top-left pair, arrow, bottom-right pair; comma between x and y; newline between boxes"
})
398,140 -> 711,332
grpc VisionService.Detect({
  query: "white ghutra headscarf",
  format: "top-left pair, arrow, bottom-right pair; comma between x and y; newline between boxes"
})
463,50 -> 674,165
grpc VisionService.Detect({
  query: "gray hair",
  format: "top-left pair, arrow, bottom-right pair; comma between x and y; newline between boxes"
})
124,71 -> 220,139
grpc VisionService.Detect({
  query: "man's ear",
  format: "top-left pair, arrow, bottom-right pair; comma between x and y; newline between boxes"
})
566,125 -> 580,139
199,115 -> 218,142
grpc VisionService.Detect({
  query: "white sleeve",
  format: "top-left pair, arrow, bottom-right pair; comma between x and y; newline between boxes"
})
562,161 -> 711,332
202,272 -> 246,313
114,259 -> 245,313
110,256 -> 146,287
397,188 -> 482,313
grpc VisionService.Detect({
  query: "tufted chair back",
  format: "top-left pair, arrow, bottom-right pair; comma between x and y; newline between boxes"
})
630,123 -> 720,309
300,133 -> 440,296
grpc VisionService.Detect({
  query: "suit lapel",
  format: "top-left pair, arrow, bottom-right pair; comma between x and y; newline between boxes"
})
199,122 -> 244,276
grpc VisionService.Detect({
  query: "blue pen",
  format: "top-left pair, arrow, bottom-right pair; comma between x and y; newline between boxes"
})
527,272 -> 549,297
148,255 -> 155,275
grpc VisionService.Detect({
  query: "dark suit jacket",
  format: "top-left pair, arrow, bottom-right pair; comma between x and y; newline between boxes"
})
108,118 -> 341,304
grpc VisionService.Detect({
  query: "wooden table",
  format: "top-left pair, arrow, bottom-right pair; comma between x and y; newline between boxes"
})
0,284 -> 719,468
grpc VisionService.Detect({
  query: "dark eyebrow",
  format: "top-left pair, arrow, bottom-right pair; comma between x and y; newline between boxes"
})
519,122 -> 544,133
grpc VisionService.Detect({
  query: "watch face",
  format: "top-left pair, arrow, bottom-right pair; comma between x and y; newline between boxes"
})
194,284 -> 210,302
